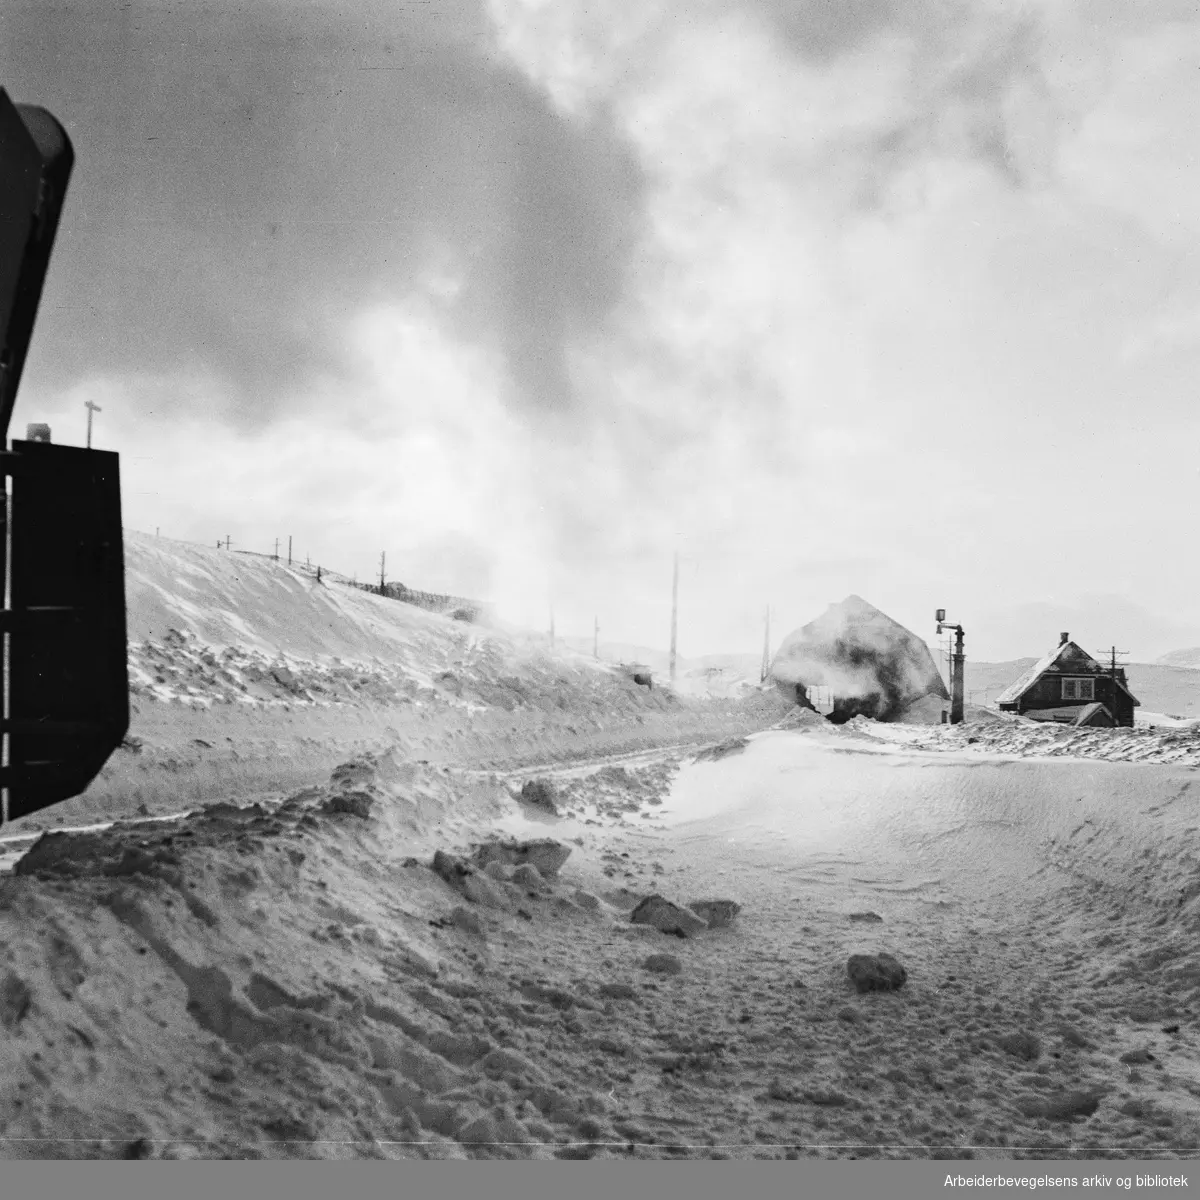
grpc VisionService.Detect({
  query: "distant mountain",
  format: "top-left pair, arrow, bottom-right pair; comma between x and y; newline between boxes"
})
973,597 -> 1200,667
962,659 -> 1038,705
1157,648 -> 1200,669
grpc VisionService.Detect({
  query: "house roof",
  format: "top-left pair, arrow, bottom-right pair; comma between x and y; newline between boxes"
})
995,641 -> 1089,704
1023,702 -> 1113,727
1074,702 -> 1114,727
994,639 -> 1140,706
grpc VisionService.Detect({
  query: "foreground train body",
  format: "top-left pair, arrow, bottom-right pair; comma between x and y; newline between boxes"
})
0,88 -> 129,823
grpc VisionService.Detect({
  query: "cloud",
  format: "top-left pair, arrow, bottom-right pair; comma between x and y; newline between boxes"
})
33,300 -> 553,609
1121,302 -> 1200,363
10,0 -> 1200,656
4,0 -> 644,425
1056,17 -> 1200,244
477,2 -> 1071,539
492,0 -> 1070,201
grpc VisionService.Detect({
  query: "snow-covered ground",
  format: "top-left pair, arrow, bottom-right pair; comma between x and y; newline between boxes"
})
836,708 -> 1200,767
662,727 -> 1200,920
2,535 -> 1200,1160
5,533 -> 784,836
1137,712 -> 1200,731
4,723 -> 1200,1160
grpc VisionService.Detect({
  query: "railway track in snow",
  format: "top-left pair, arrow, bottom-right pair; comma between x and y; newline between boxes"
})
454,734 -> 752,782
0,729 -> 780,873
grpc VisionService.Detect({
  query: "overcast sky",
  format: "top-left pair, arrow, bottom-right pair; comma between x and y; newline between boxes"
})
3,0 -> 1199,663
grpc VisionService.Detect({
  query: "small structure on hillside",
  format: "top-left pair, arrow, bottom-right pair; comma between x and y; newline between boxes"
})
770,595 -> 950,724
995,633 -> 1138,727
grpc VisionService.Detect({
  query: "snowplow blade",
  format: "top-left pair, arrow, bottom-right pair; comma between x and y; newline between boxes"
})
1,439 -> 128,823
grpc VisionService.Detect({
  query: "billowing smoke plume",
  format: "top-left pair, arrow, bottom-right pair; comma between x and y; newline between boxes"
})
770,595 -> 949,723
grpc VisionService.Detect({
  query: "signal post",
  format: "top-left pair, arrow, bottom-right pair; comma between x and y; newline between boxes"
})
935,608 -> 966,725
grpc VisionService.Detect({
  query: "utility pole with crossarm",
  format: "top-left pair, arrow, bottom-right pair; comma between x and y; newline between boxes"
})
84,399 -> 101,448
1096,646 -> 1129,726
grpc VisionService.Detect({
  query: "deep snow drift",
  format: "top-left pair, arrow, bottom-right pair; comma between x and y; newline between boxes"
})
2,533 -> 786,837
4,720 -> 1200,1160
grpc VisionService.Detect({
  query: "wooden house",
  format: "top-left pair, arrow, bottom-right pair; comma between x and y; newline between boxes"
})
995,633 -> 1138,728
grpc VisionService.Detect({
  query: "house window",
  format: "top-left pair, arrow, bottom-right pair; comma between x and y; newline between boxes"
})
1062,678 -> 1094,701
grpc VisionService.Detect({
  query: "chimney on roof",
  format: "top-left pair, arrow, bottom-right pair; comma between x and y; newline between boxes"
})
1060,632 -> 1069,646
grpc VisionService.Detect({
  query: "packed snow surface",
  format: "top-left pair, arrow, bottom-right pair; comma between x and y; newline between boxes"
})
660,729 -> 1200,917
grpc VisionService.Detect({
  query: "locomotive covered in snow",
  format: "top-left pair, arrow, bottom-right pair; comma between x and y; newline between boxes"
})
770,595 -> 950,726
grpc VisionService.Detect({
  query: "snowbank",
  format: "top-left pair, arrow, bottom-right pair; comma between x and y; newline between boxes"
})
834,708 -> 1200,767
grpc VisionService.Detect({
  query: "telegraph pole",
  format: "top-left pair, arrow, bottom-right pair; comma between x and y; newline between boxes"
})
379,551 -> 386,595
760,605 -> 771,683
287,535 -> 292,566
935,609 -> 966,724
84,399 -> 101,448
669,551 -> 679,685
273,537 -> 279,562
1097,646 -> 1129,725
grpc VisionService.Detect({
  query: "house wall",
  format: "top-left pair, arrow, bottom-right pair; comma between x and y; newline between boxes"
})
1006,673 -> 1135,726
